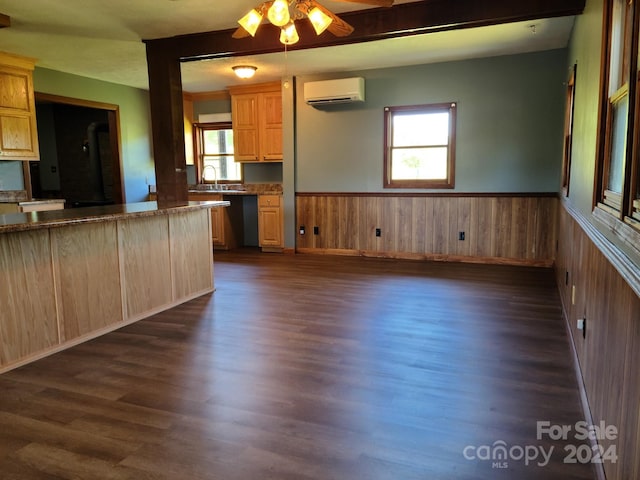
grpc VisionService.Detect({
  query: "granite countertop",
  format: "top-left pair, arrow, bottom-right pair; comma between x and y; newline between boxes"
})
0,200 -> 229,234
0,190 -> 28,202
187,183 -> 282,195
148,183 -> 283,196
187,189 -> 282,196
18,199 -> 66,206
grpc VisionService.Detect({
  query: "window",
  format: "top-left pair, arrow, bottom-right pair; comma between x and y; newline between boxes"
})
596,0 -> 635,216
603,86 -> 629,210
593,0 -> 640,249
561,65 -> 577,196
384,103 -> 456,189
194,122 -> 242,183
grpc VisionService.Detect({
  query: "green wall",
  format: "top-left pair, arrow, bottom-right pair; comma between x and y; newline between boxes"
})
33,68 -> 154,203
0,161 -> 24,190
566,0 -> 604,216
295,49 -> 567,193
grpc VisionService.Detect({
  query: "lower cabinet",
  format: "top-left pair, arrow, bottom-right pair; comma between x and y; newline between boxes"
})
186,193 -> 243,250
210,205 -> 225,246
0,206 -> 214,372
152,192 -> 283,251
258,194 -> 283,249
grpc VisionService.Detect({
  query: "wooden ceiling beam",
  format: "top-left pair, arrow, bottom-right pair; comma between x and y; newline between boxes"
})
144,0 -> 585,62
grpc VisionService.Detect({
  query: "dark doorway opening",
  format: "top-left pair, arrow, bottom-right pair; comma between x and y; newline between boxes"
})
31,93 -> 124,207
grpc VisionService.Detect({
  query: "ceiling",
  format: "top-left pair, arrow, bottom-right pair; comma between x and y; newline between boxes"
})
0,0 -> 575,93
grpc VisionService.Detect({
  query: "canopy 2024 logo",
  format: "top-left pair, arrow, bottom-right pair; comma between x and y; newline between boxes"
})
463,421 -> 618,469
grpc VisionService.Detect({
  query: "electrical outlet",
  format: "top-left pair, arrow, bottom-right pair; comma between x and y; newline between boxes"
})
299,226 -> 305,235
313,226 -> 319,235
459,231 -> 465,241
375,228 -> 381,237
577,318 -> 586,339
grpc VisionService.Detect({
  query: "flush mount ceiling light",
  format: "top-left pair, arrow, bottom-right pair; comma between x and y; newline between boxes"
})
235,0 -> 394,45
232,65 -> 258,79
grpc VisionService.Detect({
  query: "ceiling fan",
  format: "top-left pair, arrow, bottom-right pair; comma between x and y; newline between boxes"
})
233,0 -> 394,44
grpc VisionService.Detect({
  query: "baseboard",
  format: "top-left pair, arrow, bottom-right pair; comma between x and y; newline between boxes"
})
555,270 -> 607,480
295,247 -> 553,267
261,246 -> 284,253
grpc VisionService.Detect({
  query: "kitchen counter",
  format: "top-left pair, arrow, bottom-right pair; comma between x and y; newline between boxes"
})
0,190 -> 28,202
0,200 -> 227,372
0,200 -> 229,234
187,189 -> 282,196
187,182 -> 282,195
18,198 -> 65,213
18,199 -> 65,206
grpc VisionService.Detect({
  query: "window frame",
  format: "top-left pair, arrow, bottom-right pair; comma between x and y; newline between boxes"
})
594,0 -> 640,240
561,64 -> 577,197
193,121 -> 242,184
602,84 -> 630,211
383,102 -> 457,189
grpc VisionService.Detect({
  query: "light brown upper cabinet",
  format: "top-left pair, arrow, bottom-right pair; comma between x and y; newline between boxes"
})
0,52 -> 39,161
229,82 -> 282,163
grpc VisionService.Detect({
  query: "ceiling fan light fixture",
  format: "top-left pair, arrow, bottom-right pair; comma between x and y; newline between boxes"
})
232,65 -> 258,79
268,0 -> 291,27
238,8 -> 263,36
308,7 -> 332,35
280,22 -> 299,45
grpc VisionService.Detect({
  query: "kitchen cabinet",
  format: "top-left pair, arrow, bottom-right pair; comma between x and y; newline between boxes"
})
0,52 -> 39,161
229,82 -> 282,163
0,202 -> 217,372
184,193 -> 243,250
209,202 -> 225,246
258,194 -> 283,249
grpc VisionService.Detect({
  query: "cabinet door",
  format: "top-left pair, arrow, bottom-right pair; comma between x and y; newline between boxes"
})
260,91 -> 283,161
259,207 -> 282,247
210,206 -> 225,246
258,195 -> 282,247
0,66 -> 39,160
232,94 -> 259,161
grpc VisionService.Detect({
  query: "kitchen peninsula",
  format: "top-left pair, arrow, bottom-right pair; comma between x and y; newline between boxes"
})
0,200 -> 229,373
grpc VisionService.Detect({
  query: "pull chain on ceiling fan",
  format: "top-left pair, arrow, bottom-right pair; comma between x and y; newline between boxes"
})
234,0 -> 394,45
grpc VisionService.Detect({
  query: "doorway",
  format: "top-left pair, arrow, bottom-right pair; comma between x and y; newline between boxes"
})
31,93 -> 124,206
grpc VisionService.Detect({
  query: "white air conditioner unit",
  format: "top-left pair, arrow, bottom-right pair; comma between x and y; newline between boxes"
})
304,77 -> 365,106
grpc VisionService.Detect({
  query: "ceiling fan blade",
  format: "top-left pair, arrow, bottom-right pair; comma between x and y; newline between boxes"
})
232,27 -> 251,39
332,0 -> 394,7
303,0 -> 355,37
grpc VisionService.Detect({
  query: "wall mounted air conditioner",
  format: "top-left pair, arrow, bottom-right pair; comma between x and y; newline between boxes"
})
303,77 -> 365,106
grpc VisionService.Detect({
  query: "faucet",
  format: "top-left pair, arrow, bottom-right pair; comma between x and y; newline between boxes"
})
202,165 -> 218,190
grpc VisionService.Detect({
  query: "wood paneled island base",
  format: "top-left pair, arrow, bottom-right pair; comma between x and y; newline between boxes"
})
0,201 -> 228,373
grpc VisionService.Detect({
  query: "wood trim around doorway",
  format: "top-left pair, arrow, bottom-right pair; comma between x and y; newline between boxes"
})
35,92 -> 125,204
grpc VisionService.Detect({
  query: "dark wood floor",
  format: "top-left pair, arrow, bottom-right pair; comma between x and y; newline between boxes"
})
0,250 -> 596,479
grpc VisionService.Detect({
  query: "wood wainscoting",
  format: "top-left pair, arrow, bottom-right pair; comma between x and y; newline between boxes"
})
556,202 -> 640,480
296,193 -> 557,266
